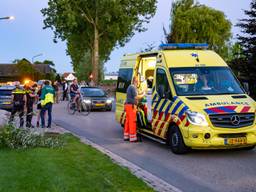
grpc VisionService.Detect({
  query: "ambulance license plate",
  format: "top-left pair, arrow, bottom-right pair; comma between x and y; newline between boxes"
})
95,103 -> 105,107
224,137 -> 247,145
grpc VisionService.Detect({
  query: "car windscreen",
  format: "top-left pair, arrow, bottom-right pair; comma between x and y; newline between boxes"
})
81,88 -> 106,97
170,67 -> 244,96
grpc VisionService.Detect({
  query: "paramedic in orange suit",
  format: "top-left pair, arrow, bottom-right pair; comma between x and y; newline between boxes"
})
124,76 -> 145,142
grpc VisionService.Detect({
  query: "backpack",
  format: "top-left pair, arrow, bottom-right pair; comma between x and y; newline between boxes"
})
137,108 -> 147,128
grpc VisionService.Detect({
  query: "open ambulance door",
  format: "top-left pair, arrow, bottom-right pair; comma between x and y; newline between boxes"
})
135,53 -> 158,132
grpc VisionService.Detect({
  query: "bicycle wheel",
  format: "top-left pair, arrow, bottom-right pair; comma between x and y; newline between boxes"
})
67,102 -> 76,115
80,101 -> 90,116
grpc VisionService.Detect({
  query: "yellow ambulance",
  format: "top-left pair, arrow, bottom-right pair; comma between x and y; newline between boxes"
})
115,43 -> 256,154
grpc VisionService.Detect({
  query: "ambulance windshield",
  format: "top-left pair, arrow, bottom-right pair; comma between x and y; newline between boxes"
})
170,67 -> 244,96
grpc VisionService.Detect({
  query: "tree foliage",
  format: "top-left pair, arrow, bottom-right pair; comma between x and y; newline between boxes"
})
235,0 -> 256,98
16,59 -> 37,78
167,0 -> 232,59
15,58 -> 56,81
228,43 -> 247,74
41,0 -> 157,83
75,52 -> 93,81
237,0 -> 256,78
34,60 -> 55,67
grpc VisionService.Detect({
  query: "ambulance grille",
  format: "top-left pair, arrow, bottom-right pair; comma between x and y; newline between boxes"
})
209,113 -> 255,128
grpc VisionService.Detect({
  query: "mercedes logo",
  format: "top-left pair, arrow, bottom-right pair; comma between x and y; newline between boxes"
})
230,115 -> 240,126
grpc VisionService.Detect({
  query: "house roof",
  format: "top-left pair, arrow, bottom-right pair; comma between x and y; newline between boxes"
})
0,63 -> 54,77
0,64 -> 19,76
62,72 -> 75,78
34,64 -> 53,74
65,73 -> 76,81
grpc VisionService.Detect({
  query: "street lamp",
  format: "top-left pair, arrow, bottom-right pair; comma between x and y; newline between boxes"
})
32,53 -> 43,63
32,53 -> 43,81
0,16 -> 15,20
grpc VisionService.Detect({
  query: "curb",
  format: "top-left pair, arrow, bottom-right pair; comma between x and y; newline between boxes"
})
54,124 -> 182,192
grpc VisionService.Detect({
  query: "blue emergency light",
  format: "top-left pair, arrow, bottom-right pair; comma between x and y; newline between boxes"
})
159,43 -> 208,50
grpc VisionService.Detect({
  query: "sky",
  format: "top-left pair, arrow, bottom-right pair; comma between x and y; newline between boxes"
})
0,0 -> 252,74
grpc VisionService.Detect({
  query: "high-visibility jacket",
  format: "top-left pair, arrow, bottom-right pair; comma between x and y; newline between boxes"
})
25,89 -> 35,105
40,85 -> 55,106
12,88 -> 26,106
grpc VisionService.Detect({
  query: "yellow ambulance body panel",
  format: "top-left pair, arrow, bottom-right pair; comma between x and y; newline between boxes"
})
115,44 -> 256,154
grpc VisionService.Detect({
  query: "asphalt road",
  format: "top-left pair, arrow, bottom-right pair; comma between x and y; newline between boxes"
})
53,101 -> 256,192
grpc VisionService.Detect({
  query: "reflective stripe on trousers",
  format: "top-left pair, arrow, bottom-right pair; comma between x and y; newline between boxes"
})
124,104 -> 137,142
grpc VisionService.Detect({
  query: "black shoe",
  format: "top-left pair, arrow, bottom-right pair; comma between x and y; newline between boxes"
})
124,138 -> 129,141
47,126 -> 51,128
36,122 -> 39,128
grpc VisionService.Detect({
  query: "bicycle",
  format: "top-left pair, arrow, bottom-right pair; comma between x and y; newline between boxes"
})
67,94 -> 90,116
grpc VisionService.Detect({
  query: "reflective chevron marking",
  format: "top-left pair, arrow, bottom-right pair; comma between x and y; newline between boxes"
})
204,105 -> 252,114
240,106 -> 251,113
151,94 -> 190,136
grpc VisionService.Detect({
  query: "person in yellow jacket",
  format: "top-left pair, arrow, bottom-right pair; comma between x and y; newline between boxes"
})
40,80 -> 55,128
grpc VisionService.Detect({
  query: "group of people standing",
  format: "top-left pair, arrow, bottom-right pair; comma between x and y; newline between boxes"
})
9,80 -> 55,128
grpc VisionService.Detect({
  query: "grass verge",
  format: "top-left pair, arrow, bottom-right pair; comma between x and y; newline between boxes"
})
0,134 -> 154,192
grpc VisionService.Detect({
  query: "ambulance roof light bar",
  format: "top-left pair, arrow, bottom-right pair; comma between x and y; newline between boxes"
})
159,43 -> 209,50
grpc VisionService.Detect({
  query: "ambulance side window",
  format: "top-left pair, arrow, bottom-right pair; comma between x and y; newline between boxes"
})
116,68 -> 133,93
156,68 -> 172,99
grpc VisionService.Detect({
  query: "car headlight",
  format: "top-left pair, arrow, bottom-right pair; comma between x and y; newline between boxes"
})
83,99 -> 91,104
106,99 -> 112,104
186,110 -> 208,126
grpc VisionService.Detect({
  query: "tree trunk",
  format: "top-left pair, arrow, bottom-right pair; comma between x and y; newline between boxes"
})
93,20 -> 99,85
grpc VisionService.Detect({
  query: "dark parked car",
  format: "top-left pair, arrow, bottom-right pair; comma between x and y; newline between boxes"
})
0,86 -> 15,111
80,87 -> 113,111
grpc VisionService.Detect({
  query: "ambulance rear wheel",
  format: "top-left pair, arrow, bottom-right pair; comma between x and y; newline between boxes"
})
168,125 -> 189,154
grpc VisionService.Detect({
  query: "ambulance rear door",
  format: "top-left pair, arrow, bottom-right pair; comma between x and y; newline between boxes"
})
115,57 -> 136,124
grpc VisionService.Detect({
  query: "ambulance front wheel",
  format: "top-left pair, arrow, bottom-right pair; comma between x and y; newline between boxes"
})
168,125 -> 189,154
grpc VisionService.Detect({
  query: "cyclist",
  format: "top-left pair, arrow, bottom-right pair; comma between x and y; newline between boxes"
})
70,79 -> 80,110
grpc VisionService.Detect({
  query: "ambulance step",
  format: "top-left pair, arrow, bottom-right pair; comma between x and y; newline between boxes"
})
139,132 -> 166,144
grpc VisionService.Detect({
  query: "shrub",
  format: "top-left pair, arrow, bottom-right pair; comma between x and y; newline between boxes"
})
0,124 -> 64,149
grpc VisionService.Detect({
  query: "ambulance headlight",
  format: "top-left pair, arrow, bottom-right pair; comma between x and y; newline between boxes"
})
83,99 -> 91,104
186,110 -> 208,126
106,99 -> 112,104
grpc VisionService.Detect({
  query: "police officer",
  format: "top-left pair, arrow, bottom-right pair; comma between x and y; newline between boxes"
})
124,76 -> 145,142
9,81 -> 26,128
25,83 -> 37,128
